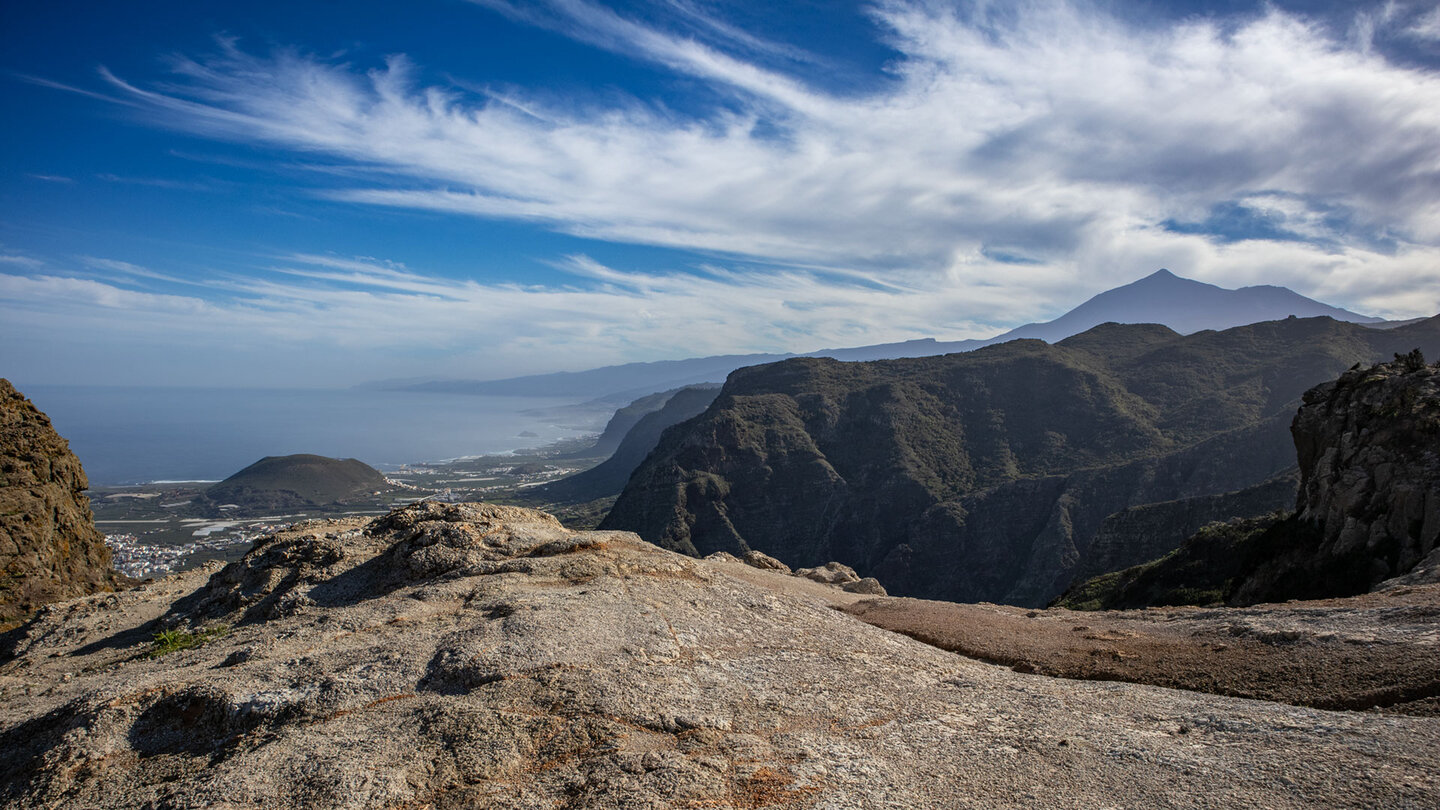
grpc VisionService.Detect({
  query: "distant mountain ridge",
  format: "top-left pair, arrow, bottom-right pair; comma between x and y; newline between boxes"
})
602,315 -> 1440,607
998,269 -> 1379,342
539,385 -> 723,503
378,270 -> 1385,401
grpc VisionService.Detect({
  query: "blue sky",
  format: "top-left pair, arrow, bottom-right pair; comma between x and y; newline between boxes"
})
3,0 -> 1440,387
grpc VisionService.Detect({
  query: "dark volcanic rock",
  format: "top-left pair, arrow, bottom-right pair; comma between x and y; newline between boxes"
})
604,316 -> 1440,606
0,379 -> 122,629
1061,353 -> 1440,608
203,453 -> 395,513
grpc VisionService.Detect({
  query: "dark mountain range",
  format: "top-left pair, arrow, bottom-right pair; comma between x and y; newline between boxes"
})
378,270 -> 1384,402
602,315 -> 1440,606
539,385 -> 723,503
0,380 -> 123,629
1061,353 -> 1440,609
203,454 -> 396,514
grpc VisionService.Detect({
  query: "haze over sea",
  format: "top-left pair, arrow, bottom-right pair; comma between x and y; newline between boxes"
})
25,386 -> 600,486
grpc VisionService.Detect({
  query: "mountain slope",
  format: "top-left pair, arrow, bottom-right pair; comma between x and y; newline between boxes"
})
603,316 -> 1440,606
539,385 -> 722,503
1061,353 -> 1440,609
203,454 -> 395,513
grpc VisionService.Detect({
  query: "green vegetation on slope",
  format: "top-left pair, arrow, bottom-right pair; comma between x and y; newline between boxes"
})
1061,354 -> 1440,608
604,316 -> 1440,606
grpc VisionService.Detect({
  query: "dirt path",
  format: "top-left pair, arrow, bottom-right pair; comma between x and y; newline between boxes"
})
840,585 -> 1440,715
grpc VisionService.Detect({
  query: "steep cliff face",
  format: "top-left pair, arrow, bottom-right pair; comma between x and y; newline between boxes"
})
1240,353 -> 1440,599
0,379 -> 121,629
1060,354 -> 1440,609
604,316 -> 1440,606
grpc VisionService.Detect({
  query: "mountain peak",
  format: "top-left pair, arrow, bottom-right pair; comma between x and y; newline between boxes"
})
999,269 -> 1378,343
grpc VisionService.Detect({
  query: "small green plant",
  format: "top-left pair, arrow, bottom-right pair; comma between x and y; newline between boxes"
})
148,625 -> 228,658
1394,348 -> 1426,373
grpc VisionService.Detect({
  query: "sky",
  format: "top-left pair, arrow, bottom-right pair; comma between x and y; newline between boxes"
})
3,0 -> 1440,388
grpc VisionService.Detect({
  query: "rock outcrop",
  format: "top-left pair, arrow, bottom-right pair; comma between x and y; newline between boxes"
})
2,501 -> 1436,808
604,316 -> 1440,606
1283,352 -> 1440,591
1060,354 -> 1440,608
0,379 -> 122,629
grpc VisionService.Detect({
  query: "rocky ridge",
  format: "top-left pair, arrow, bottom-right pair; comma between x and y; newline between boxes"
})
0,379 -> 122,629
604,316 -> 1440,606
3,500 -> 1436,808
1287,351 -> 1440,590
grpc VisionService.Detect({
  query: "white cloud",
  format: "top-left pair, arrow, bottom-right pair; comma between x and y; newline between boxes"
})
0,253 -> 1024,386
1405,5 -> 1440,42
84,0 -> 1440,323
10,0 -> 1439,387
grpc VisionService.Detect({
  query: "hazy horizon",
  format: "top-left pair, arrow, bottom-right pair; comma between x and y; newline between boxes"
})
5,0 -> 1440,388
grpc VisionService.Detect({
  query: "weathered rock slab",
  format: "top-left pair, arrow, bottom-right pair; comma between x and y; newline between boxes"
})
1,502 -> 1436,808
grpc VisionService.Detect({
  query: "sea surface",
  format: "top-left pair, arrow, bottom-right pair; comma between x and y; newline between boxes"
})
23,385 -> 607,485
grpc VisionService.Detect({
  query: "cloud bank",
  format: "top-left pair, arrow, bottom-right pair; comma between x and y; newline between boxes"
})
7,0 -> 1440,386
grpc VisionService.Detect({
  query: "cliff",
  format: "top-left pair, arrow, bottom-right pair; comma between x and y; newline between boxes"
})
1060,352 -> 1440,608
2,501 -> 1435,807
604,316 -> 1440,605
0,379 -> 122,629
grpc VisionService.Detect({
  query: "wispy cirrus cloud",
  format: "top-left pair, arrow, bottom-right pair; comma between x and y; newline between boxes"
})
9,0 -> 1440,390
0,251 -> 1028,386
71,0 -> 1440,324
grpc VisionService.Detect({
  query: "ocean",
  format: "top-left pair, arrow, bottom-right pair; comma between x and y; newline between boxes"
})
22,385 -> 608,485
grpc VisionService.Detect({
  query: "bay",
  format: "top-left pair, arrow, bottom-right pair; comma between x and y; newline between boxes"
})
22,385 -> 606,485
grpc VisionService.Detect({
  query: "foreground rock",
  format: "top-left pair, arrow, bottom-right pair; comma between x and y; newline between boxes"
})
0,379 -> 123,630
2,502 -> 1437,808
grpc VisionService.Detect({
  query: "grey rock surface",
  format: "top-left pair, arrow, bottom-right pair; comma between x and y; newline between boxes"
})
741,549 -> 790,572
1,501 -> 1436,808
795,562 -> 860,585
